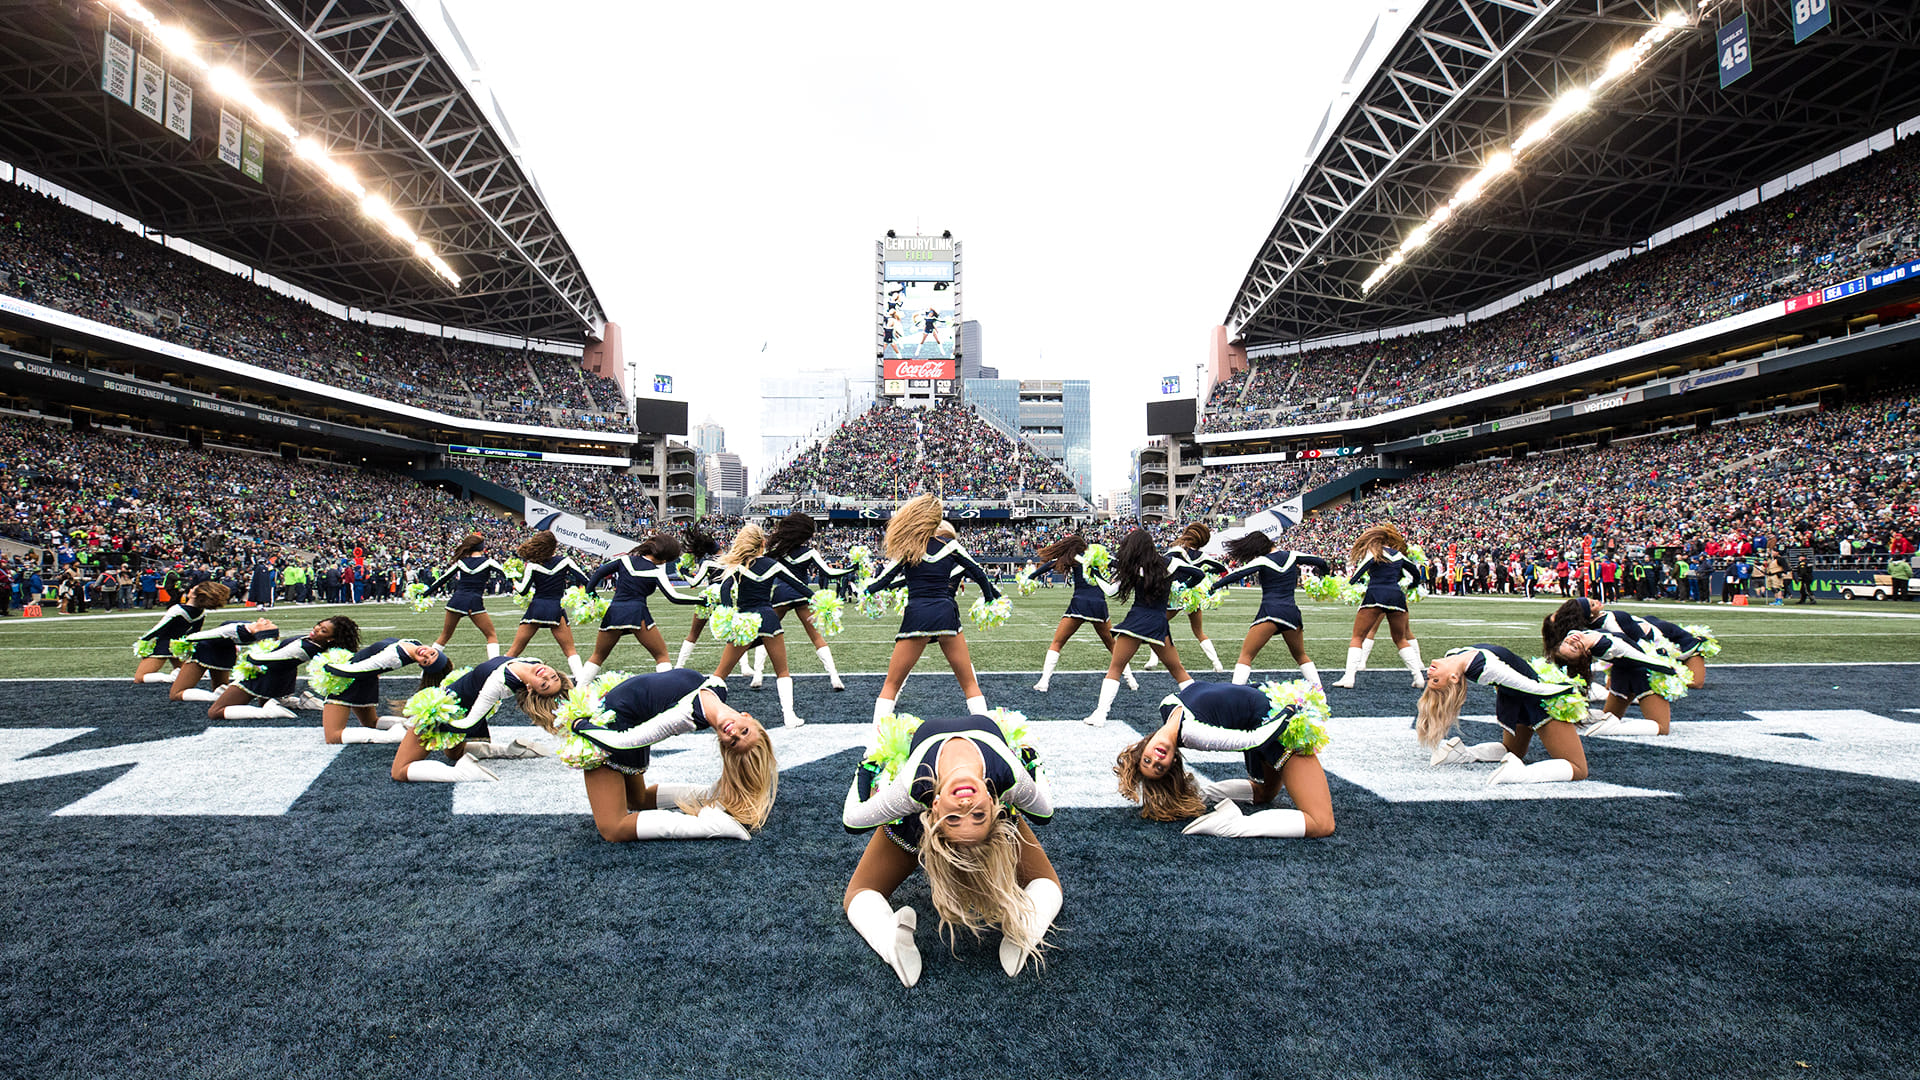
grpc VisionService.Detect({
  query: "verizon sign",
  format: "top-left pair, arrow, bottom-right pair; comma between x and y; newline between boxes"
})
886,357 -> 955,379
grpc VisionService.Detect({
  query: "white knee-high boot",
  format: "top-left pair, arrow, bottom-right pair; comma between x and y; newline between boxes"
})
965,695 -> 988,715
1181,800 -> 1307,837
999,878 -> 1062,976
1430,737 -> 1508,766
141,672 -> 176,684
1231,663 -> 1252,685
1299,661 -> 1321,688
1397,640 -> 1425,687
340,726 -> 405,744
777,676 -> 804,726
1360,636 -> 1379,663
1199,638 -> 1223,672
1034,650 -> 1060,692
1331,645 -> 1366,688
846,890 -> 921,987
485,642 -> 501,659
750,646 -> 767,689
630,807 -> 749,839
566,654 -> 585,681
675,640 -> 697,668
1082,678 -> 1121,726
221,704 -> 277,720
1487,754 -> 1576,785
404,757 -> 496,782
817,646 -> 845,691
1584,716 -> 1661,736
579,660 -> 601,682
179,687 -> 219,702
874,696 -> 895,721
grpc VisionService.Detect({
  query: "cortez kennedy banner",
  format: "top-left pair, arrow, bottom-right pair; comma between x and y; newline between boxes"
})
523,499 -> 638,560
884,356 -> 956,379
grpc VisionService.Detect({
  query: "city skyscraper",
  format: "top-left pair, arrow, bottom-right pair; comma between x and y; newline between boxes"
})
962,378 -> 1092,496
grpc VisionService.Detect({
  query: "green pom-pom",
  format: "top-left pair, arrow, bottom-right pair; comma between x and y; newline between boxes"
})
232,642 -> 275,684
169,638 -> 196,660
1084,544 -> 1111,576
503,556 -> 526,581
133,639 -> 156,659
403,685 -> 469,751
562,585 -> 609,625
1649,667 -> 1691,702
1177,578 -> 1224,614
847,544 -> 876,579
1527,657 -> 1590,724
1406,586 -> 1427,605
968,595 -> 1012,628
987,707 -> 1030,753
810,590 -> 845,637
557,732 -> 612,772
1337,581 -> 1365,606
696,584 -> 722,618
305,647 -> 355,698
863,712 -> 923,783
1014,564 -> 1042,597
676,553 -> 696,576
856,582 -> 889,619
1298,571 -> 1340,603
710,606 -> 762,646
1680,624 -> 1721,659
889,587 -> 909,615
509,589 -> 532,610
1259,679 -> 1332,756
405,581 -> 433,614
1404,543 -> 1428,568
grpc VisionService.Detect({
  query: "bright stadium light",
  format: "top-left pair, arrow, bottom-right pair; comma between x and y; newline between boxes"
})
1359,7 -> 1712,296
98,1 -> 464,291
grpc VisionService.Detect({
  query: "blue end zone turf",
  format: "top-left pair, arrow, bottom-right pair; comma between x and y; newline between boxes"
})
2,666 -> 1917,1078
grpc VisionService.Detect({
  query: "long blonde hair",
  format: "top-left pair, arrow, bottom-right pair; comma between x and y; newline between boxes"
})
678,722 -> 778,830
1349,523 -> 1408,567
918,814 -> 1045,969
512,667 -> 575,732
885,494 -> 944,565
1413,678 -> 1469,749
722,524 -> 766,569
1113,740 -> 1209,820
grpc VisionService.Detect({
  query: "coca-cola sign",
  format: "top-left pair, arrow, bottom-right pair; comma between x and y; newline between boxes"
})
886,357 -> 955,379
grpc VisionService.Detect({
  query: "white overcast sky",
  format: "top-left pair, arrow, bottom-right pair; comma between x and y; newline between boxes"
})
438,0 -> 1399,492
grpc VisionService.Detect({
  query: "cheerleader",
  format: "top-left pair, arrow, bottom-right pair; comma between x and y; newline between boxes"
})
388,656 -> 571,782
861,494 -> 1003,721
169,617 -> 281,702
1417,644 -> 1590,784
1542,607 -> 1685,735
580,533 -> 703,680
1141,524 -> 1227,673
551,668 -> 777,842
508,531 -> 588,679
1206,531 -> 1331,687
1555,597 -> 1712,689
321,637 -> 455,745
710,524 -> 814,727
427,532 -> 508,659
131,582 -> 229,684
1081,529 -> 1193,727
1112,680 -> 1334,837
842,713 -> 1059,986
205,616 -> 360,721
754,513 -> 855,692
1030,533 -> 1137,693
1332,524 -> 1425,688
672,526 -> 725,669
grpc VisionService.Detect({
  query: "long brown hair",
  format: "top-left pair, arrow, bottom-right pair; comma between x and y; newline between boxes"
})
1176,523 -> 1211,550
1113,739 -> 1209,820
885,494 -> 944,565
1037,533 -> 1088,576
636,533 -> 683,565
1348,523 -> 1408,568
517,530 -> 558,562
452,532 -> 485,560
765,513 -> 817,560
512,671 -> 574,731
188,582 -> 231,609
1223,531 -> 1273,564
1111,529 -> 1170,607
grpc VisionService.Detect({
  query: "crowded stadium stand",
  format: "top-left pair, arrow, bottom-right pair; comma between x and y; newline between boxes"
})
1172,0 -> 1920,588
757,398 -> 1089,507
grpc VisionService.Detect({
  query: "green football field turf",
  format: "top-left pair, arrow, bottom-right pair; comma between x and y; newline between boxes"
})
5,589 -> 1915,679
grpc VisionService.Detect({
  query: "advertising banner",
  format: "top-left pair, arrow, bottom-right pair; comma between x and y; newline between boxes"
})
879,235 -> 957,374
240,124 -> 266,183
523,499 -> 638,560
883,356 -> 956,380
134,53 -> 166,124
165,73 -> 193,139
102,31 -> 135,104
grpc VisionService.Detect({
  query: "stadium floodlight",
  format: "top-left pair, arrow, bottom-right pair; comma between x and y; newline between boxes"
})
1359,6 -> 1715,296
96,0 -> 464,290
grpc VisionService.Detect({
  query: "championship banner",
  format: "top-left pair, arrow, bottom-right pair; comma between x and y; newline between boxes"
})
165,73 -> 193,139
102,31 -> 135,105
240,124 -> 266,183
218,110 -> 243,170
134,53 -> 166,124
523,499 -> 638,560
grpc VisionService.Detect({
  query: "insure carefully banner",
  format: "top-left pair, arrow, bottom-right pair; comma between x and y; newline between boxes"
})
522,499 -> 638,560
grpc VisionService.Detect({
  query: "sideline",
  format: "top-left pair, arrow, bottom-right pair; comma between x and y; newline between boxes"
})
5,660 -> 1918,683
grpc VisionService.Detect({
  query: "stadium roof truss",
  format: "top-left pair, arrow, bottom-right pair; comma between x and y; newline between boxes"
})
1226,0 -> 1920,348
0,0 -> 606,342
